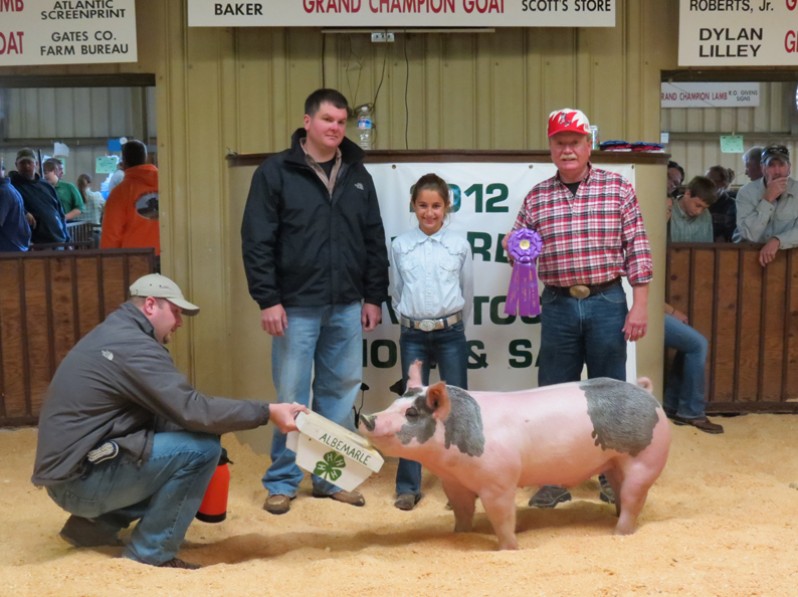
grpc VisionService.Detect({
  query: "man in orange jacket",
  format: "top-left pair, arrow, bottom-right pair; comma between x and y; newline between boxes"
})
100,139 -> 160,259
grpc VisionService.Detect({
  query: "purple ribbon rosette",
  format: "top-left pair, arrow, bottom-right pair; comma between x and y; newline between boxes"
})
504,228 -> 543,317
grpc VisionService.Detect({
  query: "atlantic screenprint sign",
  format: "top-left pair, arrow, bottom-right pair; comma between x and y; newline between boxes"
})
0,0 -> 138,66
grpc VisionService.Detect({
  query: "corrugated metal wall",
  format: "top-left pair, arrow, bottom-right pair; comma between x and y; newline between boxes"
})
662,82 -> 797,186
228,4 -> 674,155
0,0 -> 689,394
0,86 -> 155,190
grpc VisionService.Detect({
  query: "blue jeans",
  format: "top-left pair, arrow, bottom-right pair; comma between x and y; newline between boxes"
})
537,283 -> 628,385
46,431 -> 220,566
396,321 -> 468,496
664,314 -> 708,419
264,302 -> 362,497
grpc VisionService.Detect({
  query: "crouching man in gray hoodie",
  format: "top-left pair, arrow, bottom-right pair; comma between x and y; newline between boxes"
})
32,273 -> 307,569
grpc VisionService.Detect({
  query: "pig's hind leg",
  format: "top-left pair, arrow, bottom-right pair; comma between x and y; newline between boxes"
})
479,489 -> 519,550
613,467 -> 653,535
441,479 -> 477,533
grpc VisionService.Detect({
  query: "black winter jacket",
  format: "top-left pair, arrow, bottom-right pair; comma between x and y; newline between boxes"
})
241,129 -> 389,309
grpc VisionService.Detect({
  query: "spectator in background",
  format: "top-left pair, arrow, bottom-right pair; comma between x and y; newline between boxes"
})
43,158 -> 84,221
668,176 -> 717,243
663,302 -> 724,434
667,160 -> 685,198
9,148 -> 69,245
742,146 -> 764,183
76,174 -> 105,227
107,162 -> 125,193
0,159 -> 31,252
77,173 -> 105,248
736,144 -> 798,267
101,140 -> 160,261
706,165 -> 736,242
664,195 -> 723,434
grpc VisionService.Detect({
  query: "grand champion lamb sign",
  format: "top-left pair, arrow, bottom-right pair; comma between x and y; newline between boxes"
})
359,161 -> 637,399
0,0 -> 137,66
187,0 -> 616,27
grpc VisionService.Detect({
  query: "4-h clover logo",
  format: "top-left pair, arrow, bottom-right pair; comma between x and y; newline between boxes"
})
313,451 -> 346,481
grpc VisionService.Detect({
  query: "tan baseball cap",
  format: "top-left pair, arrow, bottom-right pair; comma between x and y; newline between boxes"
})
129,274 -> 200,315
16,148 -> 36,163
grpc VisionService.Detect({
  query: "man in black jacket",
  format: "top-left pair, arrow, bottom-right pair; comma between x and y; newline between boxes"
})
241,88 -> 389,515
32,274 -> 307,569
9,148 -> 69,245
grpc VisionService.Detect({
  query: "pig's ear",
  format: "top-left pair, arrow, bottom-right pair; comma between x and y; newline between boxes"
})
408,359 -> 424,388
426,382 -> 451,421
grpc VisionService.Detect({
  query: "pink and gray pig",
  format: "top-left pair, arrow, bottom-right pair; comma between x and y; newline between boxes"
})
358,362 -> 671,550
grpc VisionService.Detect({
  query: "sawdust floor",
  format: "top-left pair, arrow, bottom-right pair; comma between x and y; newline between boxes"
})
2,414 -> 798,596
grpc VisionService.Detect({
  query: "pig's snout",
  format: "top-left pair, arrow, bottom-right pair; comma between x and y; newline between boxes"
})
359,413 -> 376,431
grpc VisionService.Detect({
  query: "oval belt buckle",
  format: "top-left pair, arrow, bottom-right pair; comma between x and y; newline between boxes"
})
569,285 -> 591,299
419,319 -> 437,332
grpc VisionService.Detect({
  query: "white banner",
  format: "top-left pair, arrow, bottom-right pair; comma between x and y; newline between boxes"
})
360,161 -> 636,407
679,0 -> 798,66
188,0 -> 616,28
661,82 -> 761,108
0,0 -> 138,66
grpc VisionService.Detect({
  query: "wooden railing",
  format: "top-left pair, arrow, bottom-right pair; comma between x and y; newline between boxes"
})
0,249 -> 155,426
667,242 -> 798,413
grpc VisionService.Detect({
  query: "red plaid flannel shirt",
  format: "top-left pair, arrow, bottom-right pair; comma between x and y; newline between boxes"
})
512,165 -> 653,288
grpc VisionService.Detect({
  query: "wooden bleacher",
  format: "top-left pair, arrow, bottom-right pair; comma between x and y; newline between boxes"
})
0,248 -> 155,426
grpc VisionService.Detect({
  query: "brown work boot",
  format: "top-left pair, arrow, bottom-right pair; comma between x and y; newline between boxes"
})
312,489 -> 365,506
263,494 -> 294,515
671,415 -> 724,434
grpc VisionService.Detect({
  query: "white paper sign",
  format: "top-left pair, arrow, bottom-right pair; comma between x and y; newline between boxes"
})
0,0 -> 138,66
187,0 -> 616,28
679,0 -> 798,66
661,82 -> 761,108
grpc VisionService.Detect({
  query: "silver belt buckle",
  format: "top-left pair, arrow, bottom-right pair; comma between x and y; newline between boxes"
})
569,285 -> 591,299
418,319 -> 437,332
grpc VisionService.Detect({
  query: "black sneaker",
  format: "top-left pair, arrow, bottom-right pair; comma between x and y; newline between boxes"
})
529,485 -> 572,508
156,558 -> 201,570
59,515 -> 122,548
598,474 -> 616,504
394,493 -> 421,511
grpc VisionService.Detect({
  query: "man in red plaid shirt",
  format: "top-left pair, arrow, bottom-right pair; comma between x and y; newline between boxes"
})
508,108 -> 653,508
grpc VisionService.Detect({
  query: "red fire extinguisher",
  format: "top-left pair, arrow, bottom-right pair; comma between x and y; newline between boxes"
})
196,447 -> 231,523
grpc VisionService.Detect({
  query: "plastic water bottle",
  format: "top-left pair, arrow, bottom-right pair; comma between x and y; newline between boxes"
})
356,104 -> 374,150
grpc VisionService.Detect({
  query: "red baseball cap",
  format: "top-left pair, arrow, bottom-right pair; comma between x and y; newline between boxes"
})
547,108 -> 591,137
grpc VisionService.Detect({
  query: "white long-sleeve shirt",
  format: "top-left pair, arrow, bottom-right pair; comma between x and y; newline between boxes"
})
390,226 -> 473,323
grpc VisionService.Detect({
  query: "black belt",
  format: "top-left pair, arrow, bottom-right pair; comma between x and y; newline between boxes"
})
546,278 -> 621,299
400,311 -> 463,332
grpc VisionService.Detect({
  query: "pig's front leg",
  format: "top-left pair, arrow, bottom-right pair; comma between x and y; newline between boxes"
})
441,478 -> 477,533
479,488 -> 519,550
